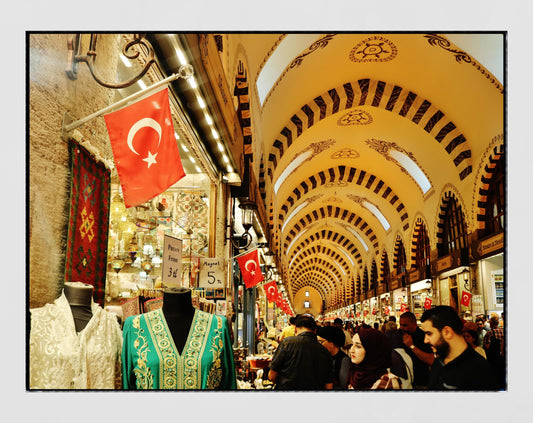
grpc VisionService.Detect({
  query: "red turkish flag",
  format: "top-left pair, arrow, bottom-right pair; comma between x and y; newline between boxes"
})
461,291 -> 472,307
400,303 -> 407,312
263,280 -> 278,302
424,297 -> 433,310
236,249 -> 264,289
104,88 -> 185,208
275,291 -> 284,307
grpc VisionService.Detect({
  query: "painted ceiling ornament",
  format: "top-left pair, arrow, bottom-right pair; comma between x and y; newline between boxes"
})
332,148 -> 360,159
338,109 -> 373,126
324,181 -> 348,188
424,33 -> 503,93
323,196 -> 343,204
349,36 -> 398,63
366,138 -> 410,177
290,34 -> 336,68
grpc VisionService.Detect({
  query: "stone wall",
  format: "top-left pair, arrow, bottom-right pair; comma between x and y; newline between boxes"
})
28,34 -> 121,308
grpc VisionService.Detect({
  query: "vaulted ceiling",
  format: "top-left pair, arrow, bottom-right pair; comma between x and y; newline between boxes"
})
221,33 -> 504,313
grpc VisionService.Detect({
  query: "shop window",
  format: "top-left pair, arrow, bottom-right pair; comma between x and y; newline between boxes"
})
105,173 -> 212,307
438,197 -> 468,257
482,158 -> 504,238
415,223 -> 430,269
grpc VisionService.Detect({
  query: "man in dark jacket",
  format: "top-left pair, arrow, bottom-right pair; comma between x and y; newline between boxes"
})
421,306 -> 499,390
268,314 -> 333,390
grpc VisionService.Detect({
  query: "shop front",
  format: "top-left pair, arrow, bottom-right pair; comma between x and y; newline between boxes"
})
432,248 -> 474,319
390,275 -> 409,320
471,232 -> 504,317
407,268 -> 433,322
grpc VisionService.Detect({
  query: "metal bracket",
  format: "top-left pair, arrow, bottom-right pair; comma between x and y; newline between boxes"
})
66,33 -> 156,89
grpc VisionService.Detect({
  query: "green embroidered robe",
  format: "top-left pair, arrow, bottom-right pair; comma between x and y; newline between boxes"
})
122,308 -> 236,389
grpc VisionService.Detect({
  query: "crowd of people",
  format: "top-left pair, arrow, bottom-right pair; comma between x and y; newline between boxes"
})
268,306 -> 505,390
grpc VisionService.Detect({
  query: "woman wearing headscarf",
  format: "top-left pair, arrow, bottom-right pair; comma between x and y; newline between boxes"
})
347,327 -> 402,389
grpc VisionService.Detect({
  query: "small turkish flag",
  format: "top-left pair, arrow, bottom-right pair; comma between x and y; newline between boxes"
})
104,88 -> 185,208
461,291 -> 472,307
424,297 -> 433,310
236,249 -> 264,289
263,280 -> 278,302
400,303 -> 407,312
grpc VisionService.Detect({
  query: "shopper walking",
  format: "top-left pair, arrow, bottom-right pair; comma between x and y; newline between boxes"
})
421,306 -> 498,390
399,311 -> 434,389
347,327 -> 402,390
278,316 -> 296,342
462,322 -> 487,359
317,325 -> 350,389
268,314 -> 333,390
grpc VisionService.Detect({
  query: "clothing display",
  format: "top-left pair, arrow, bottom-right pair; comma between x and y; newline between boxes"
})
122,307 -> 236,389
29,290 -> 123,389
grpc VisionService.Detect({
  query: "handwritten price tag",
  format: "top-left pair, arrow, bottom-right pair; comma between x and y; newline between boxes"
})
162,234 -> 183,287
199,258 -> 225,288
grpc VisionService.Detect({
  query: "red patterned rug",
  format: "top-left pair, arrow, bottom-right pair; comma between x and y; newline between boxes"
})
64,140 -> 111,306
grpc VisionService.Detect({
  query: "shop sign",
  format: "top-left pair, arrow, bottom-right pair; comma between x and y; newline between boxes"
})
162,234 -> 183,287
198,257 -> 225,288
390,278 -> 400,290
475,232 -> 504,258
436,254 -> 454,274
409,269 -> 421,283
377,284 -> 385,295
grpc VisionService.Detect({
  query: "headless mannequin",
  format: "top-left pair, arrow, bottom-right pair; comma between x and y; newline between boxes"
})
64,282 -> 94,332
162,287 -> 196,354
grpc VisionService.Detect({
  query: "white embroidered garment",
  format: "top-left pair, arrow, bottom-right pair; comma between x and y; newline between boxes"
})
29,291 -> 123,389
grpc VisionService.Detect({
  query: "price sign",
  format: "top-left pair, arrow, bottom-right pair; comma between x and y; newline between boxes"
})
199,258 -> 225,288
162,234 -> 183,287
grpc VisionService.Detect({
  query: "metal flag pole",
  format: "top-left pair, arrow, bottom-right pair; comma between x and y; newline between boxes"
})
62,64 -> 194,134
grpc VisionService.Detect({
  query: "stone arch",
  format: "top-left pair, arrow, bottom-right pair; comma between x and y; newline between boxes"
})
283,205 -> 380,252
277,165 -> 410,232
266,78 -> 473,184
435,190 -> 469,253
393,234 -> 408,274
409,215 -> 432,266
473,141 -> 504,231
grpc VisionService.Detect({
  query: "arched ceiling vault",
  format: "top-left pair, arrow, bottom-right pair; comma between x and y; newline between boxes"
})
222,33 -> 504,310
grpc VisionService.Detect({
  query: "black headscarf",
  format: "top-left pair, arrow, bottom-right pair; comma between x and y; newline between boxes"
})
347,327 -> 392,389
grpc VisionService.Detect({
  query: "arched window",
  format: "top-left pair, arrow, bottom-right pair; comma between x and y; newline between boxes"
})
395,240 -> 407,275
356,274 -> 361,296
415,223 -> 431,269
482,157 -> 504,238
439,197 -> 468,257
381,251 -> 390,286
370,260 -> 378,290
363,268 -> 369,294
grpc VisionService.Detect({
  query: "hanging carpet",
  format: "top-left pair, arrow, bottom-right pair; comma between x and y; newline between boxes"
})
64,139 -> 111,306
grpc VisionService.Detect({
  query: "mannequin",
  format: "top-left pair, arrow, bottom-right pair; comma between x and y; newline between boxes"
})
29,282 -> 123,389
122,285 -> 237,389
161,287 -> 195,354
64,282 -> 94,332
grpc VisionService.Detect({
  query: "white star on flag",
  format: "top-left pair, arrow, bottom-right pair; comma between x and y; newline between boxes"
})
142,151 -> 158,168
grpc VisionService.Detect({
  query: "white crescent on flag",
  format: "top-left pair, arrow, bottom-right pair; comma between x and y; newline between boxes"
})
267,286 -> 276,296
127,118 -> 162,155
463,294 -> 469,302
127,118 -> 162,168
245,259 -> 257,275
